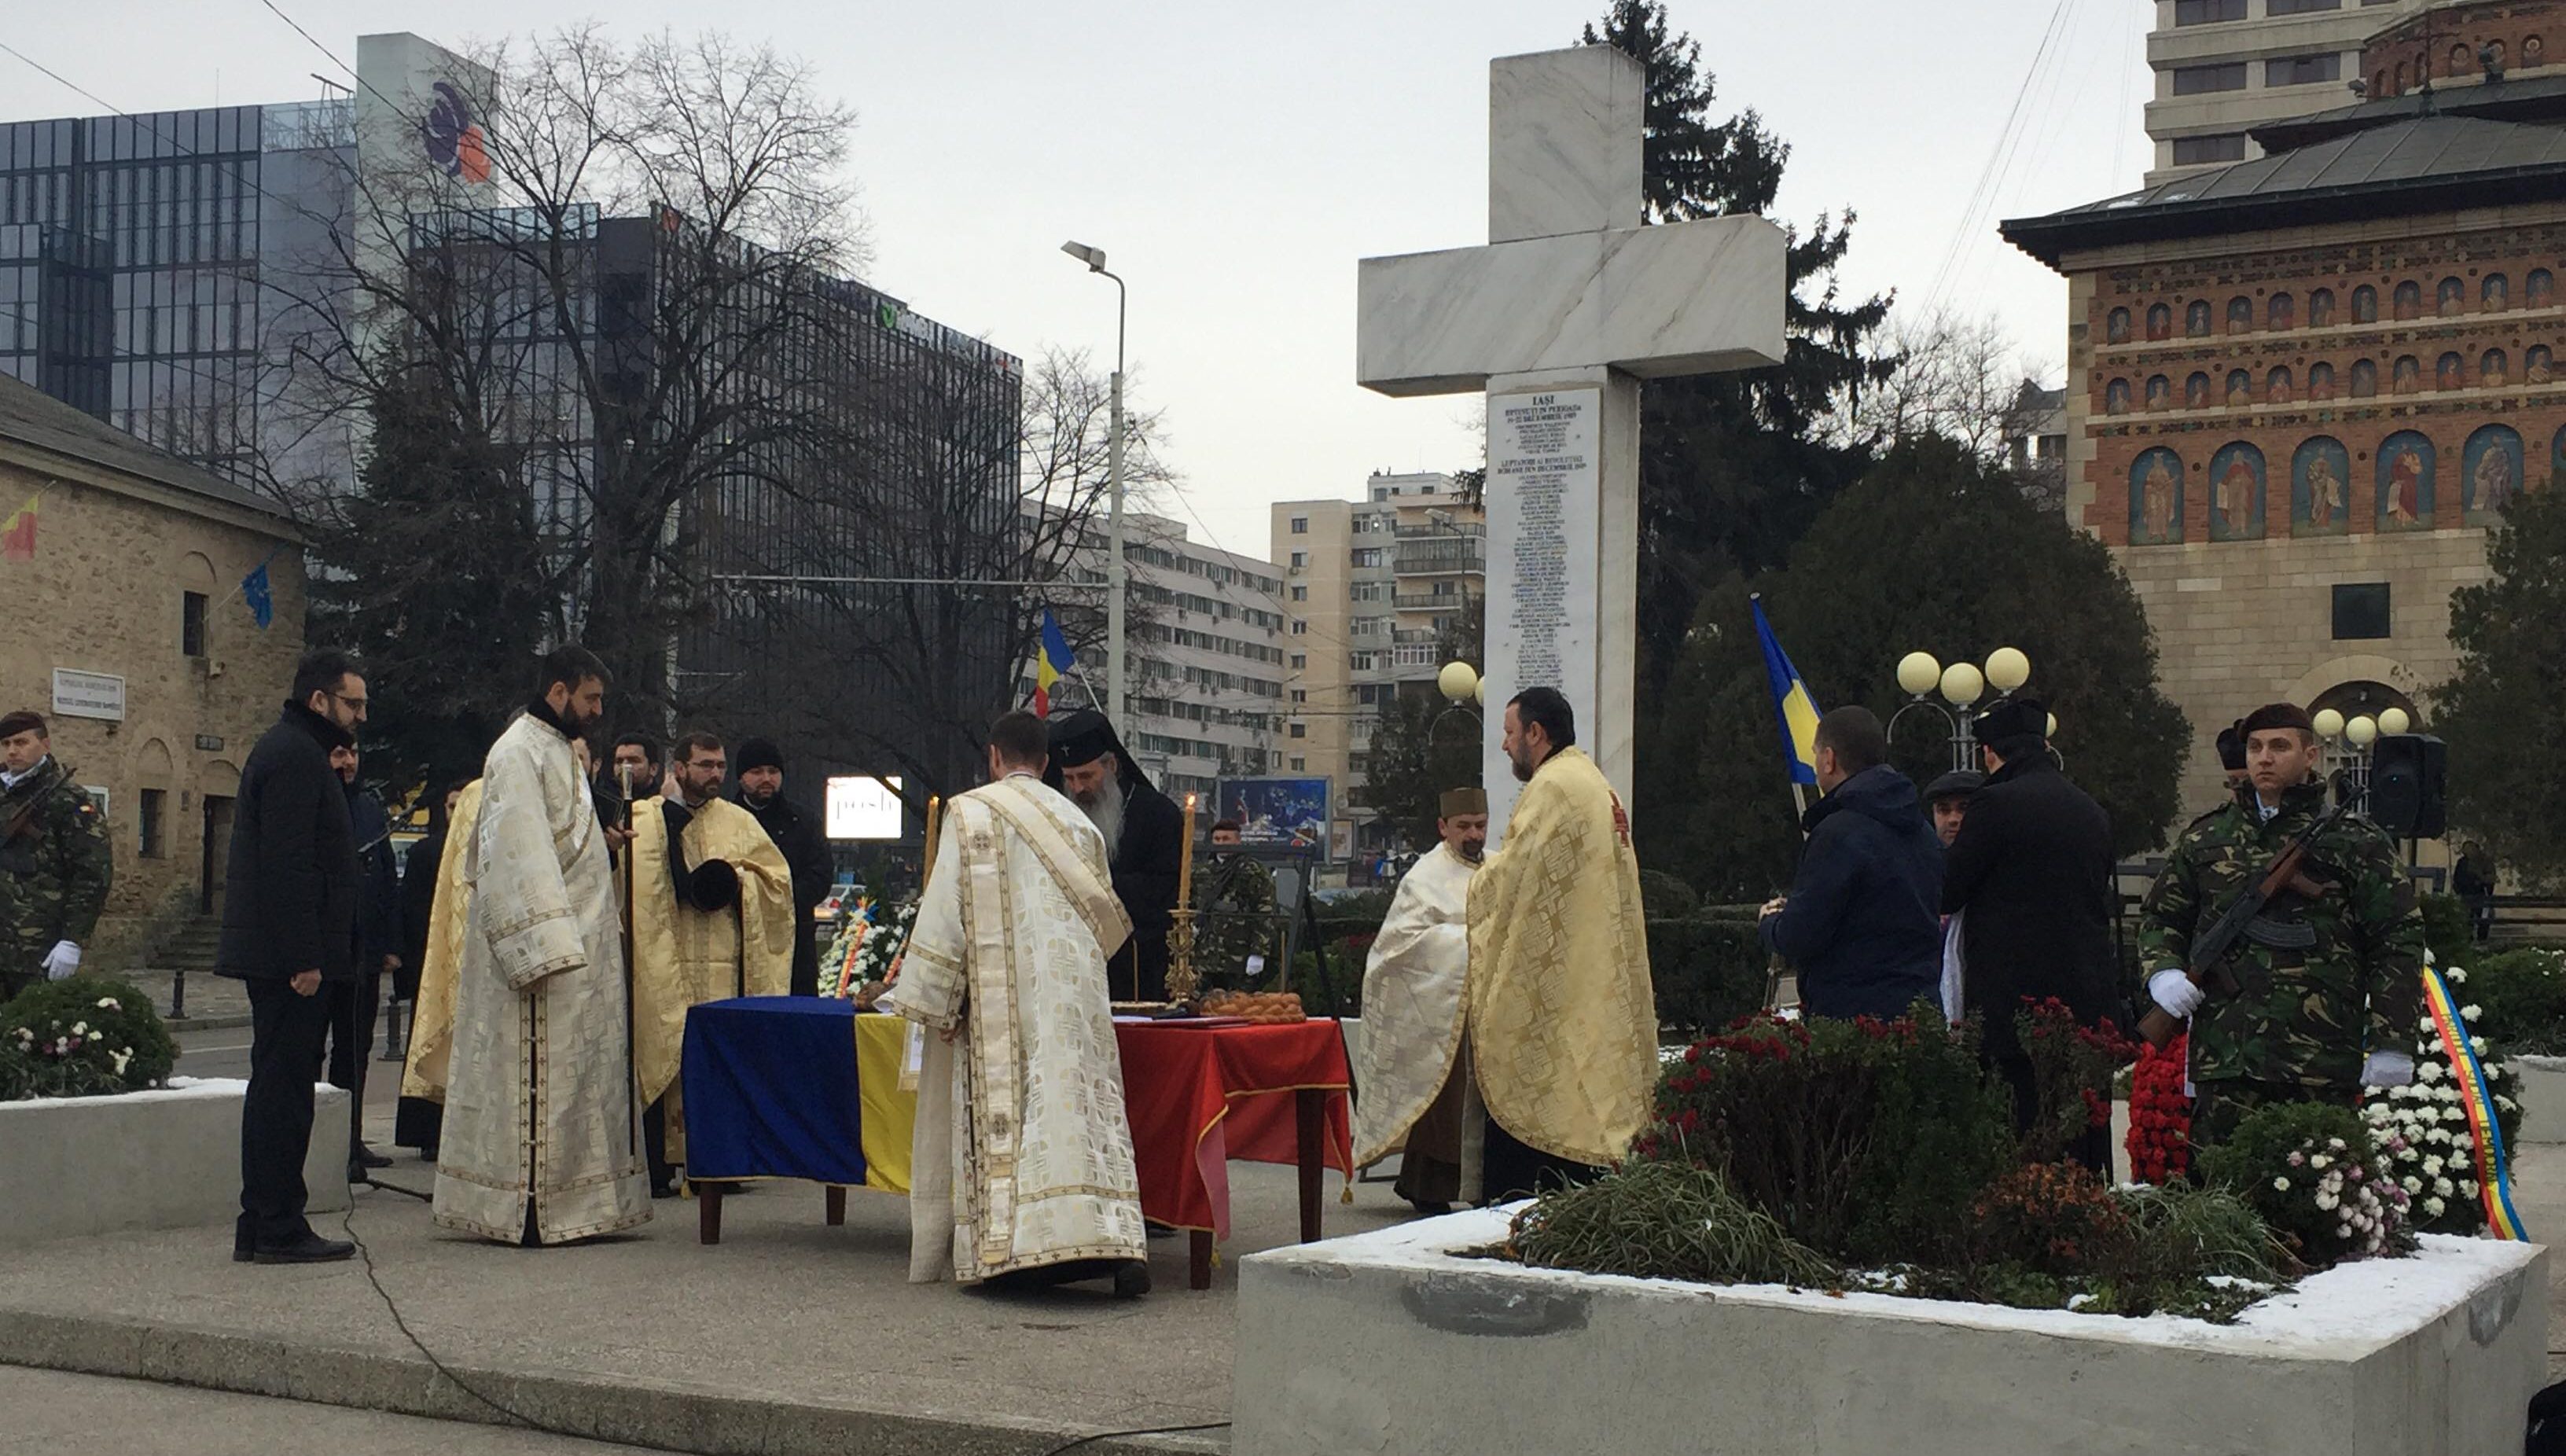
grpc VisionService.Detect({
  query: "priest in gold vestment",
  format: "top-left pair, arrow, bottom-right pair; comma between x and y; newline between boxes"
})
1351,787 -> 1487,1212
624,731 -> 795,1186
1466,687 -> 1653,1201
880,711 -> 1151,1298
398,779 -> 483,1139
432,650 -> 653,1246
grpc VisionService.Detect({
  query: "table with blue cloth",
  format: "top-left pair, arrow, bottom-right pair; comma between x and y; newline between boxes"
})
678,996 -> 920,1242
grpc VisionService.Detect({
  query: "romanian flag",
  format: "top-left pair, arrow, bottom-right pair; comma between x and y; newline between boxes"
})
1752,595 -> 1822,786
1,491 -> 35,562
2423,965 -> 2529,1240
1032,608 -> 1075,717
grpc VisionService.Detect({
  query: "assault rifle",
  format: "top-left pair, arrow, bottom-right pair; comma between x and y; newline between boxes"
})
2137,799 -> 2351,1050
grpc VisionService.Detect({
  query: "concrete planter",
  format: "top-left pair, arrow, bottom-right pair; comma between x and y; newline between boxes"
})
0,1078 -> 349,1248
1235,1207 -> 2546,1456
2509,1056 -> 2566,1145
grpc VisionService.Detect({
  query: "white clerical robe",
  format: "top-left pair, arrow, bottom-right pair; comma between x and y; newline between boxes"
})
880,774 -> 1146,1285
432,712 -> 651,1245
1351,843 -> 1480,1189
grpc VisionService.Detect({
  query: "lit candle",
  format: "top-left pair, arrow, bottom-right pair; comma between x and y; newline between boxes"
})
1177,792 -> 1198,906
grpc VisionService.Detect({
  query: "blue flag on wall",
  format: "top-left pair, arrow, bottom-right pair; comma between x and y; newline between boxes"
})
241,562 -> 274,630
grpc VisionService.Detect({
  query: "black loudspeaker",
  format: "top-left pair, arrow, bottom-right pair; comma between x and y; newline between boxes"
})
2368,734 -> 2446,840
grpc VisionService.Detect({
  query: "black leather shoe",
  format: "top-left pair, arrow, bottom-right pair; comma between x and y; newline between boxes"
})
252,1234 -> 355,1264
357,1145 -> 393,1169
1112,1260 -> 1152,1300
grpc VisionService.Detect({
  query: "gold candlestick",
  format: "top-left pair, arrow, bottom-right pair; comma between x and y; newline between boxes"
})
1166,907 -> 1201,1008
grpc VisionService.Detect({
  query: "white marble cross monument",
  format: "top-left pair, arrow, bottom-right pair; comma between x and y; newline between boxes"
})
1357,45 -> 1786,836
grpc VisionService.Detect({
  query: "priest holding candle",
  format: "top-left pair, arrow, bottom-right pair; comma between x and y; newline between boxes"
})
1046,710 -> 1186,1003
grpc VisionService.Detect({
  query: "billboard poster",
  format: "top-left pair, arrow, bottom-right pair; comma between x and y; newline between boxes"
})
1215,778 -> 1330,852
824,775 -> 905,840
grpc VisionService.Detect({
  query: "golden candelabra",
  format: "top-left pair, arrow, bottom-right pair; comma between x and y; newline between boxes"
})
1164,907 -> 1202,1009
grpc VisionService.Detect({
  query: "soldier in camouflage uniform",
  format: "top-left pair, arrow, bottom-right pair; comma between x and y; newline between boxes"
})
0,711 -> 114,1002
2138,701 -> 2424,1153
1193,820 -> 1281,991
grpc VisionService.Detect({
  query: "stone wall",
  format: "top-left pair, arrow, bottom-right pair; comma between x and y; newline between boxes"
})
0,453 -> 306,969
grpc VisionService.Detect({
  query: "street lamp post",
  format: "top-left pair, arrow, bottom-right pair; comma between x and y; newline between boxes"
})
1889,647 -> 2041,772
1062,241 -> 1129,730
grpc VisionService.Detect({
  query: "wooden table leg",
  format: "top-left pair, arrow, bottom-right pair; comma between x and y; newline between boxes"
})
697,1182 -> 722,1245
1189,1230 -> 1213,1290
825,1186 -> 846,1226
1296,1087 -> 1325,1244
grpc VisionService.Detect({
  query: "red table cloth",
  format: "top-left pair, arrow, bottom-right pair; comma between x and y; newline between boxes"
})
1115,1018 -> 1354,1240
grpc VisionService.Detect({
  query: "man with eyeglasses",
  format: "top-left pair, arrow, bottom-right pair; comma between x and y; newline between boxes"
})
218,649 -> 368,1265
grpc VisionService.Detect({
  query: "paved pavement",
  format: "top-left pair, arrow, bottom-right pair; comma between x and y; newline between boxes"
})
0,1367 -> 660,1455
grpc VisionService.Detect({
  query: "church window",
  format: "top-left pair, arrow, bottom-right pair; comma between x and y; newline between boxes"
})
2107,307 -> 2130,344
2436,277 -> 2465,316
2105,378 -> 2132,414
2268,293 -> 2295,330
2395,62 -> 2410,94
2186,372 -> 2212,408
2483,348 -> 2509,385
2484,274 -> 2510,311
2332,583 -> 2391,641
2437,351 -> 2465,389
2309,289 -> 2336,327
2309,362 -> 2336,399
2173,134 -> 2246,166
2186,300 -> 2212,337
2147,303 -> 2173,340
2532,270 -> 2556,307
2350,359 -> 2378,397
2267,366 -> 2294,403
2376,69 -> 2391,98
2227,296 -> 2254,334
2174,0 -> 2246,22
2393,281 -> 2422,320
2353,285 -> 2379,322
2226,369 -> 2252,405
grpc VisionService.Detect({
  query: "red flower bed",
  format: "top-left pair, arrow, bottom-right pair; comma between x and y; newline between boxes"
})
2126,1031 -> 2193,1184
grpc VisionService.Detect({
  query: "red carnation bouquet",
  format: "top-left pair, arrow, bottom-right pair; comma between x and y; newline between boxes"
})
2127,1031 -> 2193,1184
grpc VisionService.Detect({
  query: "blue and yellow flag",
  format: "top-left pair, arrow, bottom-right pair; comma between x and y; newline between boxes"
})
1033,608 -> 1075,716
1752,596 -> 1821,786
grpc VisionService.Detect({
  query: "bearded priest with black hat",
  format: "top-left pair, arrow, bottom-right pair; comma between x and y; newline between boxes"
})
1939,696 -> 2119,1169
1045,709 -> 1185,1002
733,736 -> 834,996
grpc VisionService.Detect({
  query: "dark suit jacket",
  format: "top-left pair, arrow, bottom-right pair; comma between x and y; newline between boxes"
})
216,704 -> 359,982
1941,752 -> 2119,1059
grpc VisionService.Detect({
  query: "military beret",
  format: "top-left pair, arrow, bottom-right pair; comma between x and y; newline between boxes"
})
0,710 -> 46,741
2240,702 -> 2315,737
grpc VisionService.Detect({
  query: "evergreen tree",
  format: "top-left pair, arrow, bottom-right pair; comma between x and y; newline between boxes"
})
312,364 -> 550,800
1637,439 -> 2188,899
1581,0 -> 1895,689
2435,487 -> 2566,883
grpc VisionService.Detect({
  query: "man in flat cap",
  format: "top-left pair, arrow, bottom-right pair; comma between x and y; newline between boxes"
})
2138,701 -> 2424,1154
1351,786 -> 1487,1213
1939,697 -> 2118,1167
1045,710 -> 1185,1002
0,709 -> 111,1002
733,737 -> 835,996
1923,769 -> 1983,849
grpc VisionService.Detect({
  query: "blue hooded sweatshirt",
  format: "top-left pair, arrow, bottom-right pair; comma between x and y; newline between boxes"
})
1759,763 -> 1945,1021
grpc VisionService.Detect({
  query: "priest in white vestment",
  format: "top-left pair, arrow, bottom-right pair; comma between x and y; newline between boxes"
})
1351,788 -> 1487,1213
432,649 -> 652,1246
881,710 -> 1151,1298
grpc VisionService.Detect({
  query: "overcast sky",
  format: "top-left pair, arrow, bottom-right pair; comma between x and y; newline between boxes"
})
5,0 -> 2149,562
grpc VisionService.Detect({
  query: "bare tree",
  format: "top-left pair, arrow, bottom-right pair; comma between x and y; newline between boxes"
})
1844,308 -> 2051,467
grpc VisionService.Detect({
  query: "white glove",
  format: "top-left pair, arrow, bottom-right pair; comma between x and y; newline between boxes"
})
42,941 -> 79,981
2361,1050 -> 2416,1089
2148,969 -> 2203,1018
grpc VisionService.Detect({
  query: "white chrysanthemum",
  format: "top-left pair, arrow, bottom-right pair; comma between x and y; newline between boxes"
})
2435,1177 -> 2457,1197
2417,1061 -> 2443,1083
2273,1176 -> 2291,1192
2462,1006 -> 2483,1021
2315,1191 -> 2340,1211
2424,1196 -> 2447,1217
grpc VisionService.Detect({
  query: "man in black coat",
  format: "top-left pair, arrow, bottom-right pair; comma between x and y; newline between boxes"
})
1940,697 -> 2119,1168
217,649 -> 366,1265
1759,708 -> 1944,1021
733,737 -> 833,996
1045,710 -> 1184,1003
325,744 -> 402,1179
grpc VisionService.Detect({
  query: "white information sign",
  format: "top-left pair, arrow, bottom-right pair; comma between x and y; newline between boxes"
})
1482,385 -> 1601,833
824,775 -> 905,841
51,669 -> 127,723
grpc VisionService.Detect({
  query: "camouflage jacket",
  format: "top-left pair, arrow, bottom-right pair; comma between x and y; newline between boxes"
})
1192,851 -> 1281,986
0,757 -> 114,974
2137,779 -> 2423,1088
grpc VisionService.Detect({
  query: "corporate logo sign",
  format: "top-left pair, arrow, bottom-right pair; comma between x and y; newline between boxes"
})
422,80 -> 491,183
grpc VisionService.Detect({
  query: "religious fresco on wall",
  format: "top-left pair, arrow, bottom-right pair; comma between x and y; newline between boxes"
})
2463,425 -> 2524,521
2270,293 -> 2295,329
2484,274 -> 2509,311
2436,277 -> 2465,315
2130,448 -> 2184,545
2377,430 -> 2436,531
2354,285 -> 2379,322
2437,351 -> 2465,390
2186,300 -> 2211,337
2394,281 -> 2421,320
2186,372 -> 2211,408
2226,370 -> 2251,406
2107,307 -> 2130,344
2530,346 -> 2553,383
2483,349 -> 2509,386
2105,378 -> 2131,414
2394,355 -> 2421,393
2531,270 -> 2554,307
2208,442 -> 2266,541
2351,359 -> 2378,397
2311,289 -> 2336,327
2311,362 -> 2337,399
2148,304 -> 2172,340
2267,367 -> 2293,404
2293,437 -> 2351,537
2227,297 -> 2253,333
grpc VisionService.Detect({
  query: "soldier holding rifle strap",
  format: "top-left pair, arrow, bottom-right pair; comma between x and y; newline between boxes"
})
2137,701 -> 2425,1154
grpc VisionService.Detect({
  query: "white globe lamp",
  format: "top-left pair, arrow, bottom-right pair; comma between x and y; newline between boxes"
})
2379,706 -> 2411,736
1940,661 -> 1984,707
1896,652 -> 1942,697
2311,708 -> 2346,741
2346,715 -> 2379,748
1437,661 -> 1479,705
1985,646 -> 2031,694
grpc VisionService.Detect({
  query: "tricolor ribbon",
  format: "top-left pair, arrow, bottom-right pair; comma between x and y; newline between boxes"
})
2421,965 -> 2529,1241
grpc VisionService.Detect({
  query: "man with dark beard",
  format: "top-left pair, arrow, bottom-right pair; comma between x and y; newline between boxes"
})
733,737 -> 834,996
1044,710 -> 1184,1003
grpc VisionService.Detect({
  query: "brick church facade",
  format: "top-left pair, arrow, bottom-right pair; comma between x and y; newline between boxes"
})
2005,0 -> 2566,821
